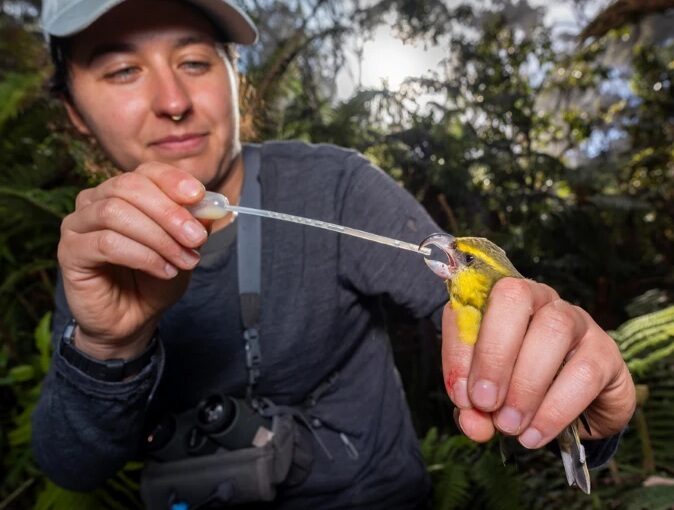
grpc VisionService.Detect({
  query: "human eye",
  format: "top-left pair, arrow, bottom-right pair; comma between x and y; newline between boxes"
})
103,66 -> 140,83
180,59 -> 212,75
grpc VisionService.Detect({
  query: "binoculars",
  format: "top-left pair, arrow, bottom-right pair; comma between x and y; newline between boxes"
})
145,393 -> 273,462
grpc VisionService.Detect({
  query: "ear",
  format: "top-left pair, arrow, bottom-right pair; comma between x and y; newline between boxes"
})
63,99 -> 92,136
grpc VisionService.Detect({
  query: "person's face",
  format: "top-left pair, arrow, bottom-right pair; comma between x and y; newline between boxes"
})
64,0 -> 240,189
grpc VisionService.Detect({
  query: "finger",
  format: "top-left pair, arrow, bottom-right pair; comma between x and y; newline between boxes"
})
442,304 -> 474,409
75,188 -> 95,210
456,408 -> 495,443
89,171 -> 208,249
581,356 -> 635,439
63,229 -> 180,280
517,319 -> 622,449
494,299 -> 585,436
63,198 -> 201,272
134,161 -> 205,205
468,278 -> 559,412
88,163 -> 205,206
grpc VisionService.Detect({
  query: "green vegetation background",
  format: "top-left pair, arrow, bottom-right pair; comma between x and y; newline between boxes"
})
1,0 -> 672,508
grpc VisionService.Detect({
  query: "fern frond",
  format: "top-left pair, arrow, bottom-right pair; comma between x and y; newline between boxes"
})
0,72 -> 43,131
609,306 -> 674,376
471,451 -> 522,510
436,462 -> 471,510
624,484 -> 674,510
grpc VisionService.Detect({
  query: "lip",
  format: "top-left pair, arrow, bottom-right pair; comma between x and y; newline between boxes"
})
149,132 -> 209,156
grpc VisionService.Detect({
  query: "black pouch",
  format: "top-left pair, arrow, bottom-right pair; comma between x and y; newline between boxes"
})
140,413 -> 309,509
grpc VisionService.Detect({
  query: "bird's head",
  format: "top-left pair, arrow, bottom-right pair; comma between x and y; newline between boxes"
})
419,234 -> 522,282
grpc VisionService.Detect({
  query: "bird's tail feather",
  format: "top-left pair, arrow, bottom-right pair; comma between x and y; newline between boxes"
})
557,421 -> 591,494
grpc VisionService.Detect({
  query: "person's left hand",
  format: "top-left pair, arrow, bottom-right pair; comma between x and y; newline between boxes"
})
442,277 -> 636,448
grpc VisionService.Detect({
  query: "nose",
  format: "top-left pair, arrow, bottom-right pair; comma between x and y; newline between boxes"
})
151,67 -> 193,122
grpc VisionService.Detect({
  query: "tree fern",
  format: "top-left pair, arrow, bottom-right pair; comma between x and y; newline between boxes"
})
609,305 -> 674,376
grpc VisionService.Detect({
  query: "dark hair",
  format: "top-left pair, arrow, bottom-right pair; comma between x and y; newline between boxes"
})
48,36 -> 71,99
47,37 -> 239,100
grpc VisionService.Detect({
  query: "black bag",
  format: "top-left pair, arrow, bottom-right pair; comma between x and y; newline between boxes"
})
140,411 -> 308,509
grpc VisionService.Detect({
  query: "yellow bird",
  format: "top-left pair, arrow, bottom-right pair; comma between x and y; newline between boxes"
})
419,233 -> 592,494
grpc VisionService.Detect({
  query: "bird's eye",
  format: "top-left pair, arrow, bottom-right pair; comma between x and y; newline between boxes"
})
465,254 -> 475,265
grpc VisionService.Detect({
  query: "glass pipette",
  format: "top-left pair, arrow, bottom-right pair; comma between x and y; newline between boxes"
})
188,191 -> 431,256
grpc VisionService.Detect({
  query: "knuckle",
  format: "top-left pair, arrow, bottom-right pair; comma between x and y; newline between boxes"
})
538,300 -> 575,338
60,214 -> 73,236
156,233 -> 180,257
493,278 -> 531,308
56,238 -> 69,265
111,171 -> 141,191
509,377 -> 544,403
538,405 -> 568,431
168,202 -> 189,220
474,342 -> 511,371
571,357 -> 604,390
97,197 -> 125,223
97,230 -> 120,256
75,189 -> 91,209
139,249 -> 161,271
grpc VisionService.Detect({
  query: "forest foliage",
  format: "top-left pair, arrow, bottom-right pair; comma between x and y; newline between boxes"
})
0,0 -> 672,508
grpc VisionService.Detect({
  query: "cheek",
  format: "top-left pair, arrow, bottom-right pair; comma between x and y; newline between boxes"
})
193,63 -> 238,136
76,88 -> 149,168
194,82 -> 236,134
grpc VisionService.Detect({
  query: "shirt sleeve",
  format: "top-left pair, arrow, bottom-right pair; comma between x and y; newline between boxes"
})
337,151 -> 448,327
31,272 -> 164,491
336,151 -> 623,468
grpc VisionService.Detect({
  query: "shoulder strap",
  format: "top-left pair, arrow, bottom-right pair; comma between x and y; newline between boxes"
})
237,143 -> 262,397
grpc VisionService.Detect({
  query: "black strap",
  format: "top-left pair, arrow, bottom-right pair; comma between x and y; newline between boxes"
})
59,318 -> 159,382
238,144 -> 262,397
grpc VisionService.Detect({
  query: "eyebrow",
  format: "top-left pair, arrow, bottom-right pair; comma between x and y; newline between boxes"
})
86,42 -> 136,66
86,35 -> 215,66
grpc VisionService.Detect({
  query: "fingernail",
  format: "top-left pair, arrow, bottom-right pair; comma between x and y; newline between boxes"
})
179,180 -> 204,198
519,427 -> 542,449
183,220 -> 207,243
165,263 -> 178,278
181,249 -> 200,268
472,379 -> 498,409
452,378 -> 471,409
496,406 -> 522,434
453,408 -> 464,433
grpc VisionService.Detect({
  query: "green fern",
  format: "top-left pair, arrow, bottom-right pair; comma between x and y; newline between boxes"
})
436,462 -> 471,509
609,305 -> 674,376
0,314 -> 144,510
421,428 -> 523,509
0,72 -> 43,130
33,464 -> 144,510
623,484 -> 674,510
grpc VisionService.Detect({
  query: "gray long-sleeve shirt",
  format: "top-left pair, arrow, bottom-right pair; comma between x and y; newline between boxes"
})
32,141 -> 619,508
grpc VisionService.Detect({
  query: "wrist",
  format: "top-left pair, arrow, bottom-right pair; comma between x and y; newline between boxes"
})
74,323 -> 156,362
59,319 -> 159,382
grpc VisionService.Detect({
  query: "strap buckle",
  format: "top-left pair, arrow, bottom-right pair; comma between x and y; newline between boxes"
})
244,327 -> 261,388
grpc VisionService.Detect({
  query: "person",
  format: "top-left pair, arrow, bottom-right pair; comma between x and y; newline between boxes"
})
32,0 -> 636,508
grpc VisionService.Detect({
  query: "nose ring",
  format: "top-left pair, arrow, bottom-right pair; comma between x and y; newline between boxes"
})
171,114 -> 183,122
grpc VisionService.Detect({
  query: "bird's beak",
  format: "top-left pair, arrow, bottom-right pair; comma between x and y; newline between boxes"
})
419,233 -> 457,280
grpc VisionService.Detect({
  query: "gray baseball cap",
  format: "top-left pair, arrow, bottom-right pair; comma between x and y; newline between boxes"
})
41,0 -> 258,44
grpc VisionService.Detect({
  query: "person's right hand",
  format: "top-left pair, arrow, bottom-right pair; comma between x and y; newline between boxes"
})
57,162 -> 209,360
